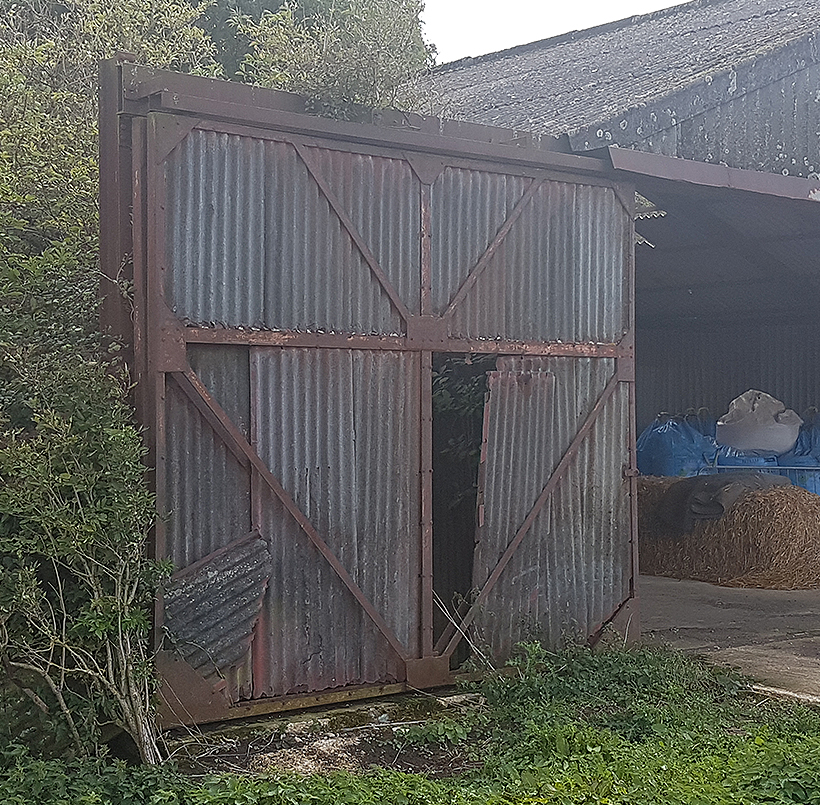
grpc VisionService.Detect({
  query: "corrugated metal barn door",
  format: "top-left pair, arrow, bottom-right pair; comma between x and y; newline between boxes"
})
101,63 -> 637,723
148,118 -> 430,705
435,357 -> 633,662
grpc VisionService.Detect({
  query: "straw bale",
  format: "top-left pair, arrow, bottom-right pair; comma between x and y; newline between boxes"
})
638,478 -> 820,589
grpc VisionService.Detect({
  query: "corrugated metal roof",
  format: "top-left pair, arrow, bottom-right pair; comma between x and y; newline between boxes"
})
429,0 -> 820,136
473,357 -> 630,658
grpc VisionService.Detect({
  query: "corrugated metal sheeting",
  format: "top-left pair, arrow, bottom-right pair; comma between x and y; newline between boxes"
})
449,183 -> 627,343
474,358 -> 630,658
636,322 -> 820,431
251,348 -> 421,657
165,378 -> 252,568
165,130 -> 406,334
163,536 -> 271,677
430,167 -> 529,313
105,64 -> 637,721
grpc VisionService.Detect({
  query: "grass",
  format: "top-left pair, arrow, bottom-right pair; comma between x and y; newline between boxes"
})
4,644 -> 820,804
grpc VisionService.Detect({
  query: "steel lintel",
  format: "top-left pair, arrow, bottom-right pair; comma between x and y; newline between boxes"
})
182,326 -> 624,357
116,61 -> 609,178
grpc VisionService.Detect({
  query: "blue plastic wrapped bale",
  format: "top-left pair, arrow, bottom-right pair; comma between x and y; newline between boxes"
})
683,408 -> 717,439
777,420 -> 820,495
637,416 -> 718,477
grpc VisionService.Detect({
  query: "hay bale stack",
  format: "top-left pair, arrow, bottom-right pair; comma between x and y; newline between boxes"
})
638,477 -> 820,589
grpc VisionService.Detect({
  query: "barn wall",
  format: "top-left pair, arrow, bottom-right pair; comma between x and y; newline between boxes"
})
101,62 -> 637,723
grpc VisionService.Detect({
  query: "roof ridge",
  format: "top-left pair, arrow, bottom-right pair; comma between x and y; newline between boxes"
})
432,0 -> 735,71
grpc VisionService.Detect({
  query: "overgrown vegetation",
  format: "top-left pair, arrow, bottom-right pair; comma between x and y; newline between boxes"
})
0,0 -> 220,764
3,645 -> 820,803
0,0 -> 436,765
233,0 -> 434,114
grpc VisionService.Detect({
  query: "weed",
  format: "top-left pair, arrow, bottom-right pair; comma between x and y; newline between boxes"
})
5,645 -> 820,804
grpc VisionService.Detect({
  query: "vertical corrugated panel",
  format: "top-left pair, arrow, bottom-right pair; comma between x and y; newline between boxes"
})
249,348 -> 420,696
449,182 -> 627,343
312,147 -> 421,314
165,129 -> 266,325
473,358 -> 630,659
636,321 -> 820,432
165,129 -> 404,334
430,167 -> 529,313
183,345 -> 254,704
164,379 -> 252,569
187,345 -> 250,440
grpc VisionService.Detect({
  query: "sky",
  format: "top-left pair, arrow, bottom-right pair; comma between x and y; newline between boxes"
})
421,0 -> 686,63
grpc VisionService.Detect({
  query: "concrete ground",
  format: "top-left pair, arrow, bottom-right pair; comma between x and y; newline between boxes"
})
640,574 -> 820,696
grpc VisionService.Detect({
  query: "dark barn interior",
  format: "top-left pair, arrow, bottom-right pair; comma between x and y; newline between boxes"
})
620,156 -> 820,433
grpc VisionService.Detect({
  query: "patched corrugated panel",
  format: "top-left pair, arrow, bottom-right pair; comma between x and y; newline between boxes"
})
164,129 -> 404,335
163,536 -> 271,677
473,357 -> 629,659
249,348 -> 420,696
430,167 -> 529,313
310,147 -> 421,314
165,378 -> 252,568
636,322 -> 820,432
449,183 -> 627,343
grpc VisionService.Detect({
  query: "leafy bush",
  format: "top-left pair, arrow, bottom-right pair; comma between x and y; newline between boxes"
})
233,0 -> 435,115
0,0 -> 220,764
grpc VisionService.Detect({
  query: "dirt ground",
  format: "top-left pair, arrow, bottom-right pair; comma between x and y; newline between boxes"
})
167,577 -> 820,775
640,573 -> 820,697
166,691 -> 484,777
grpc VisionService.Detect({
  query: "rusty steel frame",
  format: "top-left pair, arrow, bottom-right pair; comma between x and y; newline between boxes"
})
100,61 -> 639,722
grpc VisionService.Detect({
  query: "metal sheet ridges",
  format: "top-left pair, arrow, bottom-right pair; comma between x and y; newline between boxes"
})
165,379 -> 252,569
248,348 -> 420,695
474,358 -> 629,658
165,130 -> 405,335
431,167 -> 528,314
450,183 -> 627,343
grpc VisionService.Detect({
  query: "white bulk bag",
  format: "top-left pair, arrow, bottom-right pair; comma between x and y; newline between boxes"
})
716,390 -> 802,455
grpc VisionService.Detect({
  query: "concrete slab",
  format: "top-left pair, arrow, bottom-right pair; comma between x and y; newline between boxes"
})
639,574 -> 820,696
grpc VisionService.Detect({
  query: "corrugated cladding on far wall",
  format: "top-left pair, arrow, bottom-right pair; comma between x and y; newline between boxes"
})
636,322 -> 820,431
